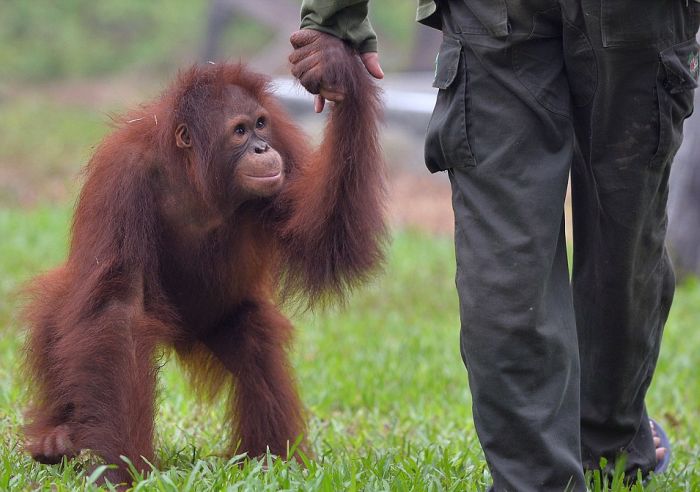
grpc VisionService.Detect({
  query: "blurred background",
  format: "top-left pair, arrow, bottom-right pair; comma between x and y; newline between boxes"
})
0,1 -> 698,488
0,0 -> 454,236
1,0 -> 697,258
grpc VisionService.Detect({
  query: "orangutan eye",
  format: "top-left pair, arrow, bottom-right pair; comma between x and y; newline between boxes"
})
234,124 -> 246,135
256,117 -> 266,129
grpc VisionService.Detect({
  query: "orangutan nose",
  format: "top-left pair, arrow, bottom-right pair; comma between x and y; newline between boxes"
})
254,142 -> 269,154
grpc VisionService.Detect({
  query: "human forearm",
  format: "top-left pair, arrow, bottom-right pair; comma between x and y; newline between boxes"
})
300,0 -> 377,53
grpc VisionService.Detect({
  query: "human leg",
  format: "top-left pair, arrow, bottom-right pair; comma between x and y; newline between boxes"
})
430,2 -> 585,489
565,0 -> 699,477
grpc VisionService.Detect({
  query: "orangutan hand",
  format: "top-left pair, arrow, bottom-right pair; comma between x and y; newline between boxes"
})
290,29 -> 384,112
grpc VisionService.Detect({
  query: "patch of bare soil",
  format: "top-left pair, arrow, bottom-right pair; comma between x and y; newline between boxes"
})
387,170 -> 573,239
2,73 -> 163,110
387,170 -> 454,236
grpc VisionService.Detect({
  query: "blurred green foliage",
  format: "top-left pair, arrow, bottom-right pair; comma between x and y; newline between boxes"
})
0,0 -> 418,83
370,0 -> 417,64
0,0 -> 205,81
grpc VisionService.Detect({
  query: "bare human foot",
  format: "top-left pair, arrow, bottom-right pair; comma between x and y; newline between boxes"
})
650,419 -> 667,466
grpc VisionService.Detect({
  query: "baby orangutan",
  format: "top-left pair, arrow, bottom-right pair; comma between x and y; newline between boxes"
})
23,42 -> 384,486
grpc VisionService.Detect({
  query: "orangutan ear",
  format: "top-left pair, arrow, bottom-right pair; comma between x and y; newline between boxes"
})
175,123 -> 192,148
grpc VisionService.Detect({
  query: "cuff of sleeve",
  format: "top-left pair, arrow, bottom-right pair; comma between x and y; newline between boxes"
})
300,19 -> 378,54
357,37 -> 378,53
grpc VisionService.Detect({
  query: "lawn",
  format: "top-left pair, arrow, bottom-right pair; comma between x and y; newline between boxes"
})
0,206 -> 698,491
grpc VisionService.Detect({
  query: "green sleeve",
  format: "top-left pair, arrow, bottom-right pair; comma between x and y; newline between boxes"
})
300,0 -> 378,53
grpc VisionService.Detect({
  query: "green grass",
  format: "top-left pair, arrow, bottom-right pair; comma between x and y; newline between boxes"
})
0,94 -> 108,206
0,207 -> 699,491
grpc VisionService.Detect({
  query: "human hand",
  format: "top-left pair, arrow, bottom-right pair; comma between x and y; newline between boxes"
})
289,29 -> 384,113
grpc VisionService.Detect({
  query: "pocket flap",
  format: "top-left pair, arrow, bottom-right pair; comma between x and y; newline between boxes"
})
660,38 -> 699,94
432,37 -> 462,89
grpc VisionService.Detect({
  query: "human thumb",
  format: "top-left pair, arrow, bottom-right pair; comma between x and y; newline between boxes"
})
360,52 -> 384,79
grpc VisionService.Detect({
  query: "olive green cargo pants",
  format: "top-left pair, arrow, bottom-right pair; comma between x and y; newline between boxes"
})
424,1 -> 699,490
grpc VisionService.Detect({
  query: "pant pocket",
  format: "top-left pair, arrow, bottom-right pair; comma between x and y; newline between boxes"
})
650,38 -> 699,168
691,1 -> 700,16
424,36 -> 476,173
458,0 -> 509,37
601,0 -> 673,47
688,2 -> 700,31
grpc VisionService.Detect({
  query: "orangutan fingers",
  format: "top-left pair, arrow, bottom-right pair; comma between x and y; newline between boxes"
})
298,69 -> 323,95
288,42 -> 320,65
289,29 -> 321,50
291,56 -> 321,82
